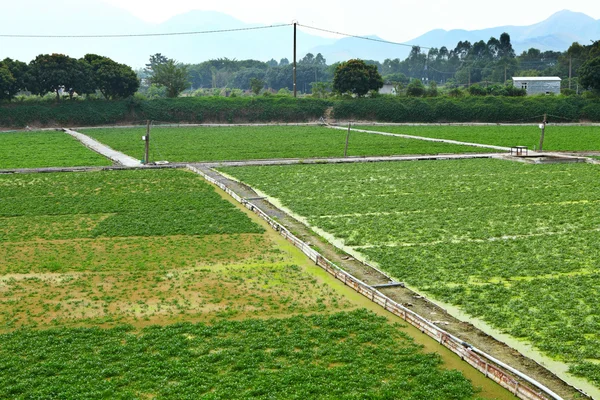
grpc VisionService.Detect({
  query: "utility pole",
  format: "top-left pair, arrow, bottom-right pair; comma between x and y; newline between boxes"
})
569,56 -> 572,90
144,120 -> 150,165
344,122 -> 351,157
293,22 -> 297,98
538,114 -> 547,152
468,67 -> 471,88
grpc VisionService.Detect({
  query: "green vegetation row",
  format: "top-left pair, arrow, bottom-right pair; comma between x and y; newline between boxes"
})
0,169 -> 262,243
220,159 -> 600,388
0,97 -> 331,127
4,96 -> 600,128
0,310 -> 479,400
333,96 -> 600,122
354,125 -> 600,151
0,130 -> 112,169
83,126 -> 493,163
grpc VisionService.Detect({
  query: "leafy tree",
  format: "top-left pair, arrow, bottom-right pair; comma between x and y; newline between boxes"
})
249,78 -> 264,95
406,79 -> 426,97
279,58 -> 290,66
28,54 -> 92,100
333,59 -> 383,96
311,81 -> 331,98
82,54 -> 139,99
0,58 -> 29,100
145,53 -> 168,75
578,56 -> 600,93
150,59 -> 189,98
426,81 -> 438,97
0,65 -> 16,101
232,68 -> 266,90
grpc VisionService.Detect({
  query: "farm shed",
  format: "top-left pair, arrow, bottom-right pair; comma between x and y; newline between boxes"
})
512,77 -> 561,95
379,83 -> 397,95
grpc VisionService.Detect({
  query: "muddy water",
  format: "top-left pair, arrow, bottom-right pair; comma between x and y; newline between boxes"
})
211,183 -> 517,400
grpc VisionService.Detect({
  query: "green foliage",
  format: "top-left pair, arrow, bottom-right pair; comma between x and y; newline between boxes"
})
578,56 -> 600,93
0,310 -> 478,399
83,125 -> 494,163
28,54 -> 92,100
332,96 -> 600,122
406,79 -> 426,97
223,158 -> 600,388
333,59 -> 383,97
82,54 -> 139,99
150,59 -> 189,98
468,84 -> 486,96
0,58 -> 28,101
0,169 -> 262,241
354,124 -> 600,151
0,97 -> 332,127
249,77 -> 264,95
0,65 -> 16,101
0,130 -> 111,168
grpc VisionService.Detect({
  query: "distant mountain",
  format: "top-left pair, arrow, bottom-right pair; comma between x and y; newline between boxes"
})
0,4 -> 597,67
309,10 -> 600,62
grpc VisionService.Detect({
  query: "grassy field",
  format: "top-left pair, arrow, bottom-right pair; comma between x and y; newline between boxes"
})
355,125 -> 600,151
221,159 -> 600,387
82,125 -> 497,162
0,168 -> 495,399
0,130 -> 111,169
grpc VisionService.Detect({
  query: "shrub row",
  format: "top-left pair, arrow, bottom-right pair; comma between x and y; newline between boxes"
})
332,96 -> 600,123
0,97 -> 332,128
3,96 -> 600,128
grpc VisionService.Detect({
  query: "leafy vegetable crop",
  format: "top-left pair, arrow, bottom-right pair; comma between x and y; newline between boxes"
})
82,125 -> 495,163
355,125 -> 600,152
0,130 -> 111,168
221,159 -> 600,387
0,310 -> 479,400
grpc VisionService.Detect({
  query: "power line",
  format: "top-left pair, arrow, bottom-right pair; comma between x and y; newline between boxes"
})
0,24 -> 291,38
297,24 -> 431,50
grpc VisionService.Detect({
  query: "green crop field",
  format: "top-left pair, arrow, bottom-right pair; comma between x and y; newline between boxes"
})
0,130 -> 111,169
82,125 -> 497,162
221,159 -> 600,387
0,310 -> 481,400
0,168 -> 495,399
355,125 -> 600,152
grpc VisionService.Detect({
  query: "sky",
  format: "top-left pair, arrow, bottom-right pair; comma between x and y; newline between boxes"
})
97,0 -> 600,42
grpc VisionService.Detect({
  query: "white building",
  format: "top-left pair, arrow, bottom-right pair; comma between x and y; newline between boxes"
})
512,77 -> 561,95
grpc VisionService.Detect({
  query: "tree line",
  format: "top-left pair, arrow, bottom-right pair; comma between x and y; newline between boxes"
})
0,54 -> 139,101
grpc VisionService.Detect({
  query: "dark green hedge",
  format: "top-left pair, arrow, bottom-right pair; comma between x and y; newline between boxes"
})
3,96 -> 600,128
0,97 -> 332,128
332,96 -> 600,122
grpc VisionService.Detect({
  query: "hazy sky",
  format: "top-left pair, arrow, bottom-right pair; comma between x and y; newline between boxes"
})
98,0 -> 600,41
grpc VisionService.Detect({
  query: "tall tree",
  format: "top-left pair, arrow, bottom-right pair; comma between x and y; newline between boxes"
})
578,56 -> 600,93
28,54 -> 91,100
82,54 -> 139,99
333,59 -> 383,96
150,59 -> 189,98
0,65 -> 16,101
0,58 -> 28,101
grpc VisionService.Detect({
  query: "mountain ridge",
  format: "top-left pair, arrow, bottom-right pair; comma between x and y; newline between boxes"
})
0,5 -> 596,66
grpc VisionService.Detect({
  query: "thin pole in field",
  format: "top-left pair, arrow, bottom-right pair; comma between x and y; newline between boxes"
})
344,122 -> 351,157
293,22 -> 297,98
144,120 -> 150,164
539,114 -> 547,152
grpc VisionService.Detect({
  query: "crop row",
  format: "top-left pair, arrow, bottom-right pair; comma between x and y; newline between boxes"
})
0,169 -> 263,241
82,125 -> 495,163
0,130 -> 111,169
355,124 -> 600,152
0,310 -> 478,399
220,158 -> 600,387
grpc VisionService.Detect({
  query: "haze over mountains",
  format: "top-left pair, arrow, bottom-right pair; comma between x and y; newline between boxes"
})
1,1 -> 598,67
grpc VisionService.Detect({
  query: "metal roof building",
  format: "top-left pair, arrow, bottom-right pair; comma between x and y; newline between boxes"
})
512,77 -> 561,95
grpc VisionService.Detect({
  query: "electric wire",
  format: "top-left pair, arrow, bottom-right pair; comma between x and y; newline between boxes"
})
0,24 -> 291,38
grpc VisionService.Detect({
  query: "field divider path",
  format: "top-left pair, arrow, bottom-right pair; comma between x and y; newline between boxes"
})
328,125 -> 514,152
63,128 -> 142,167
187,163 -> 569,400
